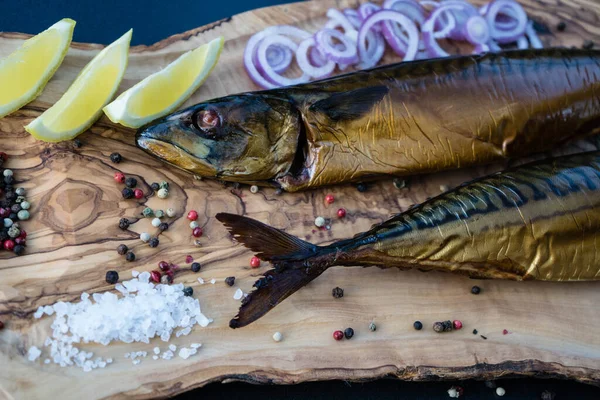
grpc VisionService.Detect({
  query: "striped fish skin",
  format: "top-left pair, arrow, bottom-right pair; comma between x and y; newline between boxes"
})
137,49 -> 600,191
334,151 -> 600,281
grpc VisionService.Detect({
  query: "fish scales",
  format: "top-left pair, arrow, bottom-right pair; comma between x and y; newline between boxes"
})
216,151 -> 600,328
137,49 -> 600,191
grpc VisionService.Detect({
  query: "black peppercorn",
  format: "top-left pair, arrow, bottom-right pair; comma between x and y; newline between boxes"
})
0,230 -> 8,241
183,286 -> 193,297
332,286 -> 344,298
117,244 -> 128,255
10,203 -> 20,213
583,40 -> 594,50
5,191 -> 16,202
413,321 -> 423,330
4,175 -> 14,185
433,320 -> 453,333
13,245 -> 25,256
118,218 -> 130,230
471,285 -> 481,295
110,152 -> 122,163
125,251 -> 135,262
344,327 -> 354,339
105,270 -> 119,284
158,222 -> 169,231
556,21 -> 566,31
150,182 -> 160,191
9,212 -> 17,220
356,182 -> 367,192
472,329 -> 478,335
225,276 -> 235,286
122,187 -> 134,199
73,138 -> 82,148
191,262 -> 201,273
124,177 -> 137,188
148,237 -> 159,248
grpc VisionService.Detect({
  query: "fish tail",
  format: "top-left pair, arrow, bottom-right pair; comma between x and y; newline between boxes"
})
216,213 -> 334,328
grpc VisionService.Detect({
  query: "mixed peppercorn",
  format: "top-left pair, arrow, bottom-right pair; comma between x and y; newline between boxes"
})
1,153 -> 30,256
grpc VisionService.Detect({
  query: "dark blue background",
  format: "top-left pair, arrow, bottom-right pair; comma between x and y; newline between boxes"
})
3,1 -> 599,398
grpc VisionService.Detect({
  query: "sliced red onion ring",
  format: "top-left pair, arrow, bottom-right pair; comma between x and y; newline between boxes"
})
525,20 -> 543,49
296,37 -> 337,79
479,3 -> 519,31
358,2 -> 383,33
463,15 -> 490,45
516,35 -> 529,50
315,28 -> 359,64
326,8 -> 359,42
383,0 -> 426,26
487,40 -> 502,52
440,0 -> 478,40
359,10 -> 420,67
244,25 -> 311,89
343,8 -> 362,29
422,3 -> 470,57
264,45 -> 293,73
473,43 -> 490,54
419,0 -> 440,9
357,31 -> 386,69
485,0 -> 527,43
257,35 -> 310,86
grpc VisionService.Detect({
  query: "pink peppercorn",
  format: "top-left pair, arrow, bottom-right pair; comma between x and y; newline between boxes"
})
15,237 -> 26,246
0,208 -> 8,218
337,208 -> 346,218
503,329 -> 509,335
453,320 -> 463,330
18,230 -> 27,239
185,255 -> 194,263
133,189 -> 144,199
113,172 -> 125,183
187,210 -> 198,221
0,152 -> 7,162
3,240 -> 15,251
250,256 -> 261,268
333,330 -> 344,341
158,261 -> 170,271
192,227 -> 203,237
325,194 -> 335,204
150,270 -> 162,283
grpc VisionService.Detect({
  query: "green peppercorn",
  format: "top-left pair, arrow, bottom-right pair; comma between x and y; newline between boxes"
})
20,201 -> 30,210
142,207 -> 154,218
15,187 -> 25,196
17,210 -> 29,221
15,195 -> 26,204
183,287 -> 193,296
159,181 -> 169,190
369,322 -> 377,331
7,225 -> 20,238
154,209 -> 164,218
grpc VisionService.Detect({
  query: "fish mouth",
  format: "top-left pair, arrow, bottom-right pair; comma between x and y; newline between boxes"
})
136,130 -> 218,177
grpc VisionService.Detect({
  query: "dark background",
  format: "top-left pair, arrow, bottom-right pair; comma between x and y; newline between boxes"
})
3,0 -> 600,398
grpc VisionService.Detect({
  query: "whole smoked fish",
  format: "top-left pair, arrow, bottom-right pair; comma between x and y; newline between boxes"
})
137,48 -> 600,191
217,151 -> 600,328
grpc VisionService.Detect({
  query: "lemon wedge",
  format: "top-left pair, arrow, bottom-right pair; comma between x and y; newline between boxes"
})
0,18 -> 75,118
104,36 -> 224,129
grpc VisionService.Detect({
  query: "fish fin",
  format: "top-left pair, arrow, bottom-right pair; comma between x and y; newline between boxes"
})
309,85 -> 389,121
216,213 -> 331,328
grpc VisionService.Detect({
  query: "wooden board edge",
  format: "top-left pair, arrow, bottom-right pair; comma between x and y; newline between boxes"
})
117,360 -> 600,399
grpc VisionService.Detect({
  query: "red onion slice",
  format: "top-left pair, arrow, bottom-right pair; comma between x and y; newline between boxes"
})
358,2 -> 383,28
264,45 -> 293,73
357,31 -> 386,69
516,35 -> 528,49
359,10 -> 420,67
422,3 -> 470,58
343,8 -> 362,29
463,15 -> 490,45
383,0 -> 427,26
315,28 -> 359,64
326,8 -> 359,42
256,35 -> 309,87
484,0 -> 527,43
296,37 -> 337,79
244,25 -> 311,89
440,0 -> 479,40
525,20 -> 543,49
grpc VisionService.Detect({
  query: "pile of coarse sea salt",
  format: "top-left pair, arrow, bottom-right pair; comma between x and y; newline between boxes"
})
28,271 -> 211,371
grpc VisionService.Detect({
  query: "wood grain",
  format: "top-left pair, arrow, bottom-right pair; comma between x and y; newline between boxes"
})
1,0 -> 600,399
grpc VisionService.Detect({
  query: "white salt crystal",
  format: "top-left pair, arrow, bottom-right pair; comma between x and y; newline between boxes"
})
153,347 -> 160,355
210,278 -> 216,284
43,305 -> 55,316
168,344 -> 176,352
80,293 -> 90,301
34,307 -> 44,319
124,352 -> 130,358
190,343 -> 201,349
178,348 -> 191,360
131,270 -> 140,277
44,359 -> 51,364
132,359 -> 141,365
152,355 -> 158,360
197,277 -> 204,284
27,346 -> 41,362
233,288 -> 243,300
138,271 -> 151,283
106,358 -> 113,364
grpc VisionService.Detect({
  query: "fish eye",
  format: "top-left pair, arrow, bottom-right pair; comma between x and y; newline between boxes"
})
194,109 -> 221,132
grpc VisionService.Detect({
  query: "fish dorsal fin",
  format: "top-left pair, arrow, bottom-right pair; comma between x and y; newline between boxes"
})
309,85 -> 389,121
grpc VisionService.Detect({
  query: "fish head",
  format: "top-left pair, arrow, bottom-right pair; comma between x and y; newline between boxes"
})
136,93 -> 301,183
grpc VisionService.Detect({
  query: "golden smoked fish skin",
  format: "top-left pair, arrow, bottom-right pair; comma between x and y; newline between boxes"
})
217,151 -> 600,327
138,49 -> 600,191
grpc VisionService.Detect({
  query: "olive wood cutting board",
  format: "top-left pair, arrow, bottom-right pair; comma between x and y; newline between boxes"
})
1,0 -> 600,398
